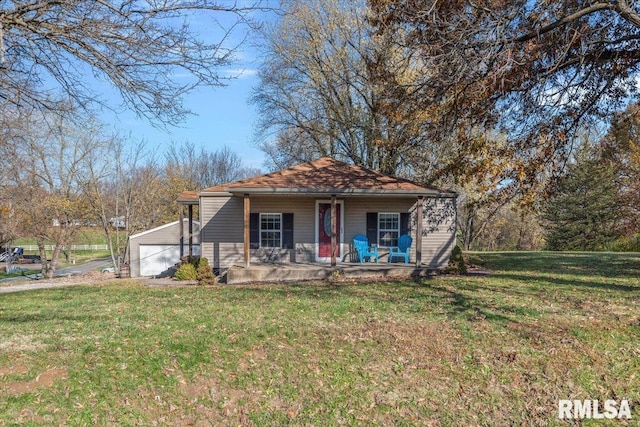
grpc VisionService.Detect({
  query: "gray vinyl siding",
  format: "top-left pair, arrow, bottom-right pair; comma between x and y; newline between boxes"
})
200,195 -> 318,268
200,196 -> 244,269
343,198 -> 415,242
200,194 -> 456,269
417,197 -> 457,268
129,219 -> 200,277
249,197 -> 317,264
343,197 -> 456,266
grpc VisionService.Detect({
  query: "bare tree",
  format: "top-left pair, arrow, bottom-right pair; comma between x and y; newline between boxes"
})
84,135 -> 159,273
3,108 -> 108,278
252,0 -> 437,176
0,199 -> 16,250
0,109 -> 25,249
165,142 -> 261,188
0,0 -> 269,125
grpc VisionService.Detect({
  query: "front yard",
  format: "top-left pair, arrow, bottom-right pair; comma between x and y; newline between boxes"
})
1,252 -> 638,425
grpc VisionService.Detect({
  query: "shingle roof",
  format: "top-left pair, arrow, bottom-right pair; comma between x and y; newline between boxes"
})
189,157 -> 452,197
176,190 -> 199,204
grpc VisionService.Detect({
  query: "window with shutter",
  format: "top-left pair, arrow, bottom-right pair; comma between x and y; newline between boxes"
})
366,212 -> 378,244
249,213 -> 259,249
250,213 -> 294,249
260,213 -> 282,248
282,213 -> 294,249
378,213 -> 400,247
366,212 -> 409,247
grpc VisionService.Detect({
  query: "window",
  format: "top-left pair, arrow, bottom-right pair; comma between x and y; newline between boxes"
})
378,213 -> 400,247
260,213 -> 282,248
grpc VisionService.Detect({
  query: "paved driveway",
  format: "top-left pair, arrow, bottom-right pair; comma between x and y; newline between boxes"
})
1,258 -> 114,294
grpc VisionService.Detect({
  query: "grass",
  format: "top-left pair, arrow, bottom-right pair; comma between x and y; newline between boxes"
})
59,250 -> 112,265
13,227 -> 111,247
1,252 -> 639,425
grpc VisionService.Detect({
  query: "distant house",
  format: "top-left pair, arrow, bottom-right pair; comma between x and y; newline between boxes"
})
176,157 -> 457,281
109,216 -> 126,229
52,218 -> 82,227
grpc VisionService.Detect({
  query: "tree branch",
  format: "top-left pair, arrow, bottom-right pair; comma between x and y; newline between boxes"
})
512,2 -> 614,43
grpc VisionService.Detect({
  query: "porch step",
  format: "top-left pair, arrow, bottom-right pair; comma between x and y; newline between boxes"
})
225,263 -> 437,284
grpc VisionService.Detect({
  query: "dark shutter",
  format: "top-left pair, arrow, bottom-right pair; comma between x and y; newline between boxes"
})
282,213 -> 294,249
250,213 -> 259,249
366,212 -> 378,244
400,212 -> 410,236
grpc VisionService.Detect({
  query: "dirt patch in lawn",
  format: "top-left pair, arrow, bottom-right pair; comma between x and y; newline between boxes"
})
1,368 -> 68,396
0,365 -> 29,376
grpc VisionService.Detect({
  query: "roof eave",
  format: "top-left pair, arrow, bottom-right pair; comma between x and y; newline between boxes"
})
225,187 -> 455,197
176,198 -> 200,205
198,191 -> 234,197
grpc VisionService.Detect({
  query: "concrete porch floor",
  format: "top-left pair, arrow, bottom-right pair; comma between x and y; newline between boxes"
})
223,262 -> 438,284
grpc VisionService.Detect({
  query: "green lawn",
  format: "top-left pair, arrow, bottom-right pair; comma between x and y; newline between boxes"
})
1,252 -> 638,425
12,227 -> 111,247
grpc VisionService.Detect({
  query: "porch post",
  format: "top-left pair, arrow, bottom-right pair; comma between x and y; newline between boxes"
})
179,204 -> 184,258
244,194 -> 250,269
330,194 -> 337,267
416,196 -> 423,267
188,204 -> 194,260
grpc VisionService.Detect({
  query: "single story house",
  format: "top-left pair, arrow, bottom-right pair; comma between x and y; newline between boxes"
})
129,219 -> 200,277
177,157 -> 457,280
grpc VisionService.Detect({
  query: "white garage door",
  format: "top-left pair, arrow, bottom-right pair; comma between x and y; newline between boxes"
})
139,244 -> 200,276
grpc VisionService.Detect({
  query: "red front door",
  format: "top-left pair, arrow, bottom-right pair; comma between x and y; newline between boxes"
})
318,202 -> 341,259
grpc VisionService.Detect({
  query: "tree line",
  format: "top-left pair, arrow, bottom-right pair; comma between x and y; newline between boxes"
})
2,0 -> 639,268
0,108 -> 259,278
250,0 -> 640,252
0,1 -> 268,278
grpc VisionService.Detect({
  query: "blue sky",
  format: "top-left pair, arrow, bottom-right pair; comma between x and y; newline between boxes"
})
108,68 -> 266,169
101,4 -> 277,171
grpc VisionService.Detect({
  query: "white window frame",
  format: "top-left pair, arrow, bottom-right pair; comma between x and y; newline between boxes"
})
378,212 -> 400,248
259,213 -> 282,248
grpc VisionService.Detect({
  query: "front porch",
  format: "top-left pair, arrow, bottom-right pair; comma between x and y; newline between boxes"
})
223,261 -> 438,284
176,157 -> 457,282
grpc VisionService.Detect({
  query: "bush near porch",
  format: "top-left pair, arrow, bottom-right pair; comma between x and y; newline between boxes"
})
0,252 -> 638,425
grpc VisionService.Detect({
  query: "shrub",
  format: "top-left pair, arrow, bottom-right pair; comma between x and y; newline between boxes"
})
196,257 -> 217,286
181,255 -> 201,269
609,234 -> 640,252
174,262 -> 197,281
447,245 -> 467,275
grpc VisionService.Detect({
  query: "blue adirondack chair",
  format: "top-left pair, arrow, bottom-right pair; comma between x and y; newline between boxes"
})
388,234 -> 412,264
353,234 -> 379,264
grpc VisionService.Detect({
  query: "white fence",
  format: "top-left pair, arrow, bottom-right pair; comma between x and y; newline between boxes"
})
20,244 -> 109,251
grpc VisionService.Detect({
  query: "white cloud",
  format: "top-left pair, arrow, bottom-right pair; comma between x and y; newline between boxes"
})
223,68 -> 258,78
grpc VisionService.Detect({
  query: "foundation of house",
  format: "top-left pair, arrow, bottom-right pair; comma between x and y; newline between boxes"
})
223,262 -> 439,284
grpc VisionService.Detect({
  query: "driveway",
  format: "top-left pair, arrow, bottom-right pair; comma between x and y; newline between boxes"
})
0,258 -> 115,294
56,258 -> 114,276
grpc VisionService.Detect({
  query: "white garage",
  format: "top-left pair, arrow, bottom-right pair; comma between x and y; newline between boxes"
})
129,219 -> 200,277
138,244 -> 200,276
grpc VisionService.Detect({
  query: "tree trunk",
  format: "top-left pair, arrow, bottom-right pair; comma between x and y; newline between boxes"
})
38,241 -> 64,279
37,243 -> 48,278
48,244 -> 64,279
463,215 -> 475,251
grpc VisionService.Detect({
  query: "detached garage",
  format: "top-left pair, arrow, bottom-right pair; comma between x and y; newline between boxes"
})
129,219 -> 200,277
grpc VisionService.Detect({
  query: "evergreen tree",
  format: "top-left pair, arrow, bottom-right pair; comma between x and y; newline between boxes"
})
543,149 -> 622,251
